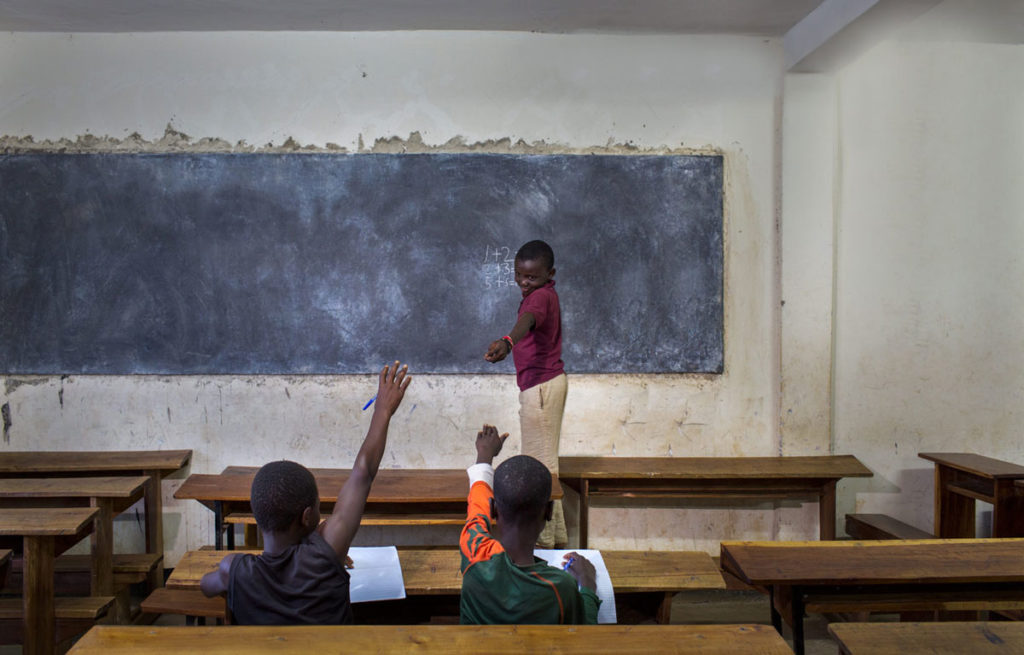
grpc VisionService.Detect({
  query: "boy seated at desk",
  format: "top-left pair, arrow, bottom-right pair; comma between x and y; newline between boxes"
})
460,424 -> 600,624
200,361 -> 412,624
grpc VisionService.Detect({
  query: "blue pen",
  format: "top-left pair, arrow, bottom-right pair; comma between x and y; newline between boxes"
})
362,394 -> 377,411
563,556 -> 575,571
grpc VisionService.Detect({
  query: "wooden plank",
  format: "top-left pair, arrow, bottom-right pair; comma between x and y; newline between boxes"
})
222,512 -> 465,526
167,548 -> 725,595
919,453 -> 1024,479
0,476 -> 149,499
0,596 -> 115,620
176,469 -> 560,504
559,455 -> 872,480
140,588 -> 226,619
719,538 -> 1024,586
23,536 -> 54,655
0,507 -> 99,536
68,624 -> 791,654
829,621 -> 1024,655
844,513 -> 934,540
0,450 -> 191,475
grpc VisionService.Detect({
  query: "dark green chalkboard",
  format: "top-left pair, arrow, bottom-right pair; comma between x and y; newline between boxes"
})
0,153 -> 723,374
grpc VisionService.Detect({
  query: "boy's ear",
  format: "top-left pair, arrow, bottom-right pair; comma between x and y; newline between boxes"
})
300,506 -> 316,529
549,267 -> 556,279
544,500 -> 554,522
489,497 -> 499,521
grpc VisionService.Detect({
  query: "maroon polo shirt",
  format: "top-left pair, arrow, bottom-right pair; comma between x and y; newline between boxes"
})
512,279 -> 565,391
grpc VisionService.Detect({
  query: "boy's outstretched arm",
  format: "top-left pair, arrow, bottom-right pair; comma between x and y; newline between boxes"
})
484,312 -> 536,362
319,361 -> 411,559
199,553 -> 237,597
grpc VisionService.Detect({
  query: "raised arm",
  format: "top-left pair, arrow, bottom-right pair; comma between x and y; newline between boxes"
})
318,361 -> 411,558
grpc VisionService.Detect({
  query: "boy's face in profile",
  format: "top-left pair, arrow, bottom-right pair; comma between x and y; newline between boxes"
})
514,257 -> 554,298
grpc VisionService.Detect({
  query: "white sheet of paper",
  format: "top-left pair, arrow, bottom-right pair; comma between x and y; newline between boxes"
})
347,546 -> 406,603
534,549 -> 617,624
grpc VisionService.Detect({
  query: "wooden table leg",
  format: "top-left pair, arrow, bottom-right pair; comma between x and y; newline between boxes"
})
655,591 -> 673,624
819,480 -> 837,540
934,465 -> 974,538
143,470 -> 165,589
992,479 -> 1024,537
214,501 -> 224,550
579,479 -> 590,549
23,535 -> 55,655
90,498 -> 114,596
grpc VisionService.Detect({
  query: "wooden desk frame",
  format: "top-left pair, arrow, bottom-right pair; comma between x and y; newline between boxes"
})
559,455 -> 872,546
919,452 -> 1024,538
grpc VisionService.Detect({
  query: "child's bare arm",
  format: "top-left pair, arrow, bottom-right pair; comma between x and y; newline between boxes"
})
561,552 -> 598,593
319,362 -> 411,559
484,312 -> 536,362
475,424 -> 509,465
199,553 -> 237,597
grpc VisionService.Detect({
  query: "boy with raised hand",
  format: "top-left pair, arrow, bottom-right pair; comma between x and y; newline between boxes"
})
459,424 -> 600,624
200,361 -> 412,625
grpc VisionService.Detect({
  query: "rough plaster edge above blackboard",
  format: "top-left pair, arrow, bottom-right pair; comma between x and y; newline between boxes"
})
0,123 -> 722,157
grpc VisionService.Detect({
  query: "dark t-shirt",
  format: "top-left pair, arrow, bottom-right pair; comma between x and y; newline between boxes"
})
513,279 -> 565,391
227,531 -> 353,625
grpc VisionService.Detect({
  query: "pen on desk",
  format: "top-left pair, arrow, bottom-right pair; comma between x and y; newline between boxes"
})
362,394 -> 377,411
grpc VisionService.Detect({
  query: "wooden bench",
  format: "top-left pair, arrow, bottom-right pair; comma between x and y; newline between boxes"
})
844,513 -> 934,540
68,623 -> 792,654
559,455 -> 872,546
155,547 -> 724,624
176,467 -> 558,549
720,538 -> 1024,655
140,588 -> 228,625
829,621 -> 1024,655
0,450 -> 192,590
0,596 -> 115,645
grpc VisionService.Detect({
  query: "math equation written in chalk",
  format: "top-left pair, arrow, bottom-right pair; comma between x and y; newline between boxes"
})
482,245 -> 517,290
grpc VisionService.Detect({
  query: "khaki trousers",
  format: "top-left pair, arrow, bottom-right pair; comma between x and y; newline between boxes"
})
519,372 -> 568,547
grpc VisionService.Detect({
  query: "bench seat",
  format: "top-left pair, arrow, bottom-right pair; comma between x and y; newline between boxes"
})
805,588 -> 1024,614
0,595 -> 115,645
844,513 -> 934,540
141,588 -> 227,624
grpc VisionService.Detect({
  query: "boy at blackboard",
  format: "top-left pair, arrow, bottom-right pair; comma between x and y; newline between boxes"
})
460,424 -> 599,624
484,239 -> 567,548
199,361 -> 412,624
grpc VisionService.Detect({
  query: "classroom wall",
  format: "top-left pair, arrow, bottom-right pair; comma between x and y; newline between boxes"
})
829,36 -> 1024,534
0,31 -> 791,562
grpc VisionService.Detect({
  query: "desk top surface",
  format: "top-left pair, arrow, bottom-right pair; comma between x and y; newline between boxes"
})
829,621 -> 1024,655
70,624 -> 787,654
720,538 -> 1024,586
558,455 -> 872,479
0,450 -> 192,474
176,468 -> 560,503
0,475 -> 149,498
919,452 -> 1024,479
168,548 -> 725,594
0,507 -> 99,536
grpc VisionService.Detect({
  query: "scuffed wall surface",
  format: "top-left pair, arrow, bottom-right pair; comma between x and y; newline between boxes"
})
833,39 -> 1024,535
0,30 -> 784,561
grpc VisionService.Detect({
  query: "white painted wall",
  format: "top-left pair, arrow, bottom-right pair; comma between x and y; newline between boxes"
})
831,38 -> 1024,534
0,31 -> 785,562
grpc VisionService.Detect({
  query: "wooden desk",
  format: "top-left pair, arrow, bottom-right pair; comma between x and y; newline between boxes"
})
167,548 -> 724,623
829,621 -> 1024,655
0,476 -> 148,596
69,623 -> 791,654
559,455 -> 872,546
0,507 -> 98,655
176,468 -> 560,549
720,538 -> 1024,655
919,452 -> 1024,537
0,450 -> 192,588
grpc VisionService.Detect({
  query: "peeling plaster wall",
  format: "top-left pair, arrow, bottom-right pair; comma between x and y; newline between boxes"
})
832,39 -> 1024,534
0,31 -> 784,562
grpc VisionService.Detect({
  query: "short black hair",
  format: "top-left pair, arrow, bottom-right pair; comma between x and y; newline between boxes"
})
515,240 -> 554,270
493,455 -> 552,520
250,460 -> 319,533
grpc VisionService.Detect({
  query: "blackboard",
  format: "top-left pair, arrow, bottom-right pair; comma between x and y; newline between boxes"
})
0,153 -> 723,374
